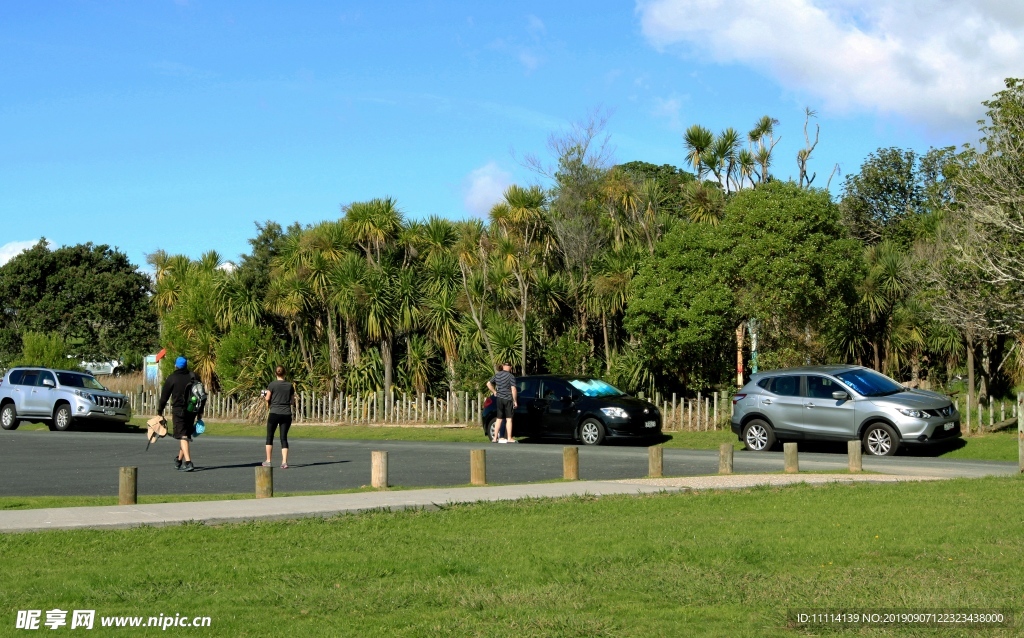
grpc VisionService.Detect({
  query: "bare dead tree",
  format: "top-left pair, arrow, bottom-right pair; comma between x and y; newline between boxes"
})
797,107 -> 820,188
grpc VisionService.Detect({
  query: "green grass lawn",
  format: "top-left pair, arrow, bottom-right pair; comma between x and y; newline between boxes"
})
1,477 -> 1022,636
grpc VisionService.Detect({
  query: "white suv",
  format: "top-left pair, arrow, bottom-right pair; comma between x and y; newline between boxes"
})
0,368 -> 132,431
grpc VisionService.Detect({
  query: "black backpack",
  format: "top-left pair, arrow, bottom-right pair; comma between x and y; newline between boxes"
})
185,374 -> 207,414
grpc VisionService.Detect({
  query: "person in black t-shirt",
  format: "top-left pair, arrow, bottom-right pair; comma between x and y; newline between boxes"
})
263,366 -> 296,469
486,363 -> 518,443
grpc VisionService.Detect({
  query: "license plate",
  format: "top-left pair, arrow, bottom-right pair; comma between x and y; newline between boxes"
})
104,409 -> 116,416
645,420 -> 656,428
943,422 -> 954,431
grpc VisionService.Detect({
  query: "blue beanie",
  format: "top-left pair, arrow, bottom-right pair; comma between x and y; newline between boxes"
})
175,356 -> 187,369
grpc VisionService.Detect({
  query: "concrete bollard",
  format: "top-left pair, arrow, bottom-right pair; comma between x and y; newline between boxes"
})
563,446 -> 579,481
649,446 -> 663,478
118,466 -> 137,505
718,443 -> 733,474
256,466 -> 273,498
371,450 -> 388,489
848,439 -> 862,473
471,449 -> 486,486
783,442 -> 799,474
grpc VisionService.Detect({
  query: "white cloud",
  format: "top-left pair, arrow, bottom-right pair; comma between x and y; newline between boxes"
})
0,239 -> 53,266
651,94 -> 686,130
462,162 -> 512,217
637,0 -> 1024,127
526,15 -> 546,37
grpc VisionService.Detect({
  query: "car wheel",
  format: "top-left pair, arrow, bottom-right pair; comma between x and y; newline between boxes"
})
579,418 -> 605,445
862,422 -> 899,456
742,419 -> 776,451
52,404 -> 73,432
0,404 -> 19,431
486,418 -> 498,441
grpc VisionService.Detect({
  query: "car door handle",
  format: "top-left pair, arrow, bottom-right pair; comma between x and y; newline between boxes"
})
760,398 -> 772,405
804,403 -> 815,408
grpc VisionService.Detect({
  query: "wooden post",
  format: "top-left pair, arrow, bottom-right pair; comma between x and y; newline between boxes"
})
563,446 -> 579,480
989,397 -> 994,428
1001,400 -> 1005,423
718,443 -> 733,474
1018,392 -> 1023,474
704,396 -> 710,431
256,466 -> 273,498
371,450 -> 388,489
671,393 -> 677,432
977,403 -> 982,433
713,392 -> 719,429
470,449 -> 486,486
648,446 -> 663,478
118,466 -> 137,505
783,442 -> 799,473
848,439 -> 862,473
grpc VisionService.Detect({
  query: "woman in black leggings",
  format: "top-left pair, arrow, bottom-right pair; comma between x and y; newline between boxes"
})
263,366 -> 296,468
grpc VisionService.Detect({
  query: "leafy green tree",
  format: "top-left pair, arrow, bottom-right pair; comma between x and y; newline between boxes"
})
15,332 -> 74,369
721,183 -> 862,362
625,221 -> 736,390
839,147 -> 954,248
0,241 -> 157,367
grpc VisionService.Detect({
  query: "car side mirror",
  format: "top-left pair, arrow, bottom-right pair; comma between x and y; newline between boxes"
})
42,379 -> 55,388
832,391 -> 849,400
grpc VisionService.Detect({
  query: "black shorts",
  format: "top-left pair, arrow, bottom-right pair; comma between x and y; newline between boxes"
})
172,411 -> 196,441
496,397 -> 514,419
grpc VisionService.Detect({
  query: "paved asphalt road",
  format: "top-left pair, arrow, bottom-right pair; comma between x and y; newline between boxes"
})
0,430 -> 1016,497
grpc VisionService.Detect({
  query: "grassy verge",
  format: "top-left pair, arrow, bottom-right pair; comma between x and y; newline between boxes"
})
17,417 -> 1019,461
1,476 -> 1022,636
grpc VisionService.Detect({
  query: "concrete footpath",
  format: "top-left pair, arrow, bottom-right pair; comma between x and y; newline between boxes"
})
0,473 -> 947,534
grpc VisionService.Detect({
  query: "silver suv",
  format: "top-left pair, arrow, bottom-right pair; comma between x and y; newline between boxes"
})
0,367 -> 132,431
731,365 -> 960,456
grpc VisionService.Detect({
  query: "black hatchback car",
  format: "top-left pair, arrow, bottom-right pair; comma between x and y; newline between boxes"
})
481,375 -> 662,445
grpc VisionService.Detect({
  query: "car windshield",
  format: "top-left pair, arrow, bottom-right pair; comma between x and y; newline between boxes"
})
568,379 -> 626,397
834,369 -> 904,397
56,373 -> 106,390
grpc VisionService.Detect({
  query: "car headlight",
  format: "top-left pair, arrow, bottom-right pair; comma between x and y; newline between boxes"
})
601,407 -> 630,419
897,408 -> 930,419
74,390 -> 94,402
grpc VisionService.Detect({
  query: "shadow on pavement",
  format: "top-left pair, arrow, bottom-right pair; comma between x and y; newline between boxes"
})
770,438 -> 967,457
193,460 -> 352,472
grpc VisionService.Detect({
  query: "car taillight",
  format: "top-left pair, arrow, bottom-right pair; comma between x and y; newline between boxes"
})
483,396 -> 493,409
732,394 -> 746,404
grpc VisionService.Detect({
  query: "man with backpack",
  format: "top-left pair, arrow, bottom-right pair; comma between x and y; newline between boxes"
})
157,356 -> 205,472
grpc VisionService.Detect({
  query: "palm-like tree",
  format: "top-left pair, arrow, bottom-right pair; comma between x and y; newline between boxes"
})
683,124 -> 714,178
682,181 -> 725,226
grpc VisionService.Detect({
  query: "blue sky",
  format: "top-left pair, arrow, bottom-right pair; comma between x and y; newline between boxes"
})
2,1 -> 1019,268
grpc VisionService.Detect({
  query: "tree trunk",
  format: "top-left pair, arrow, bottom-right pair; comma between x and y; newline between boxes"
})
735,322 -> 745,387
872,339 -> 880,372
980,339 -> 991,401
346,318 -> 361,366
326,310 -> 341,389
382,338 -> 393,404
603,311 -> 611,373
966,332 -> 975,418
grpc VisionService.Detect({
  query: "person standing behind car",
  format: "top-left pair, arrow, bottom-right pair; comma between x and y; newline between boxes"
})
264,366 -> 296,469
157,356 -> 202,472
486,363 -> 518,443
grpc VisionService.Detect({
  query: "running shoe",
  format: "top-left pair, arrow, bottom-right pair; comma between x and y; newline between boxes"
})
173,456 -> 182,469
179,461 -> 195,472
